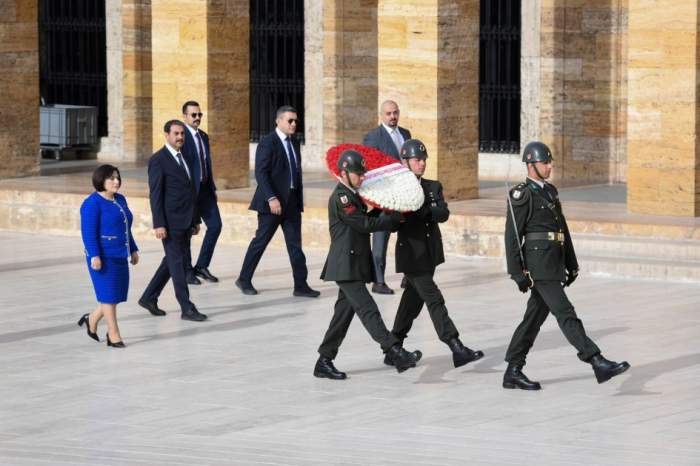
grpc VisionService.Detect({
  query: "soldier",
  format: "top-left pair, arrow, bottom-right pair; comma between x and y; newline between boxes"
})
503,141 -> 630,390
384,139 -> 484,368
314,149 -> 422,379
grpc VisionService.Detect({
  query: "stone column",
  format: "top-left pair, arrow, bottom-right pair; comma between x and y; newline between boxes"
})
0,0 -> 39,179
151,0 -> 249,189
322,0 -> 378,150
627,0 -> 700,216
377,1 -> 479,200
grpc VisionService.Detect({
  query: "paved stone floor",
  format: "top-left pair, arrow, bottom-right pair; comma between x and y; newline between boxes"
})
0,232 -> 698,465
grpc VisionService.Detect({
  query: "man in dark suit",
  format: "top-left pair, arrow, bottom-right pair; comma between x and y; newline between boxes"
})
504,141 -> 629,389
138,120 -> 207,322
314,149 -> 421,379
362,100 -> 411,295
386,139 -> 484,369
181,101 -> 222,286
235,106 -> 319,298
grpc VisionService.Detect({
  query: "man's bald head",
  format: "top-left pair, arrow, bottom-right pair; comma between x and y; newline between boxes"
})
379,101 -> 400,128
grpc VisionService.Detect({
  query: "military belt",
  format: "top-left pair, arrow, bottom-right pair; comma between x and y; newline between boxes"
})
525,232 -> 565,242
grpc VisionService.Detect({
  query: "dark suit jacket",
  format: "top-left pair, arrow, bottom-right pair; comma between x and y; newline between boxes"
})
320,183 -> 395,283
148,146 -> 200,231
182,127 -> 217,194
504,179 -> 578,282
395,179 -> 449,274
362,124 -> 412,161
249,131 -> 304,213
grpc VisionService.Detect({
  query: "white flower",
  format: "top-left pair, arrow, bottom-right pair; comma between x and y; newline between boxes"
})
358,164 -> 424,212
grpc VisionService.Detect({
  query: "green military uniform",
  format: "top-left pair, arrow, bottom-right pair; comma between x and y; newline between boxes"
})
504,177 -> 600,366
391,178 -> 459,343
317,182 -> 400,359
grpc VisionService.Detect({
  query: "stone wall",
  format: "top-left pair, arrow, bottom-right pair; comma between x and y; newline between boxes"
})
539,0 -> 628,184
0,0 -> 40,179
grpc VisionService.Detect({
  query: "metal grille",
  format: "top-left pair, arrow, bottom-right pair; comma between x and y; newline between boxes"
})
479,0 -> 521,154
38,0 -> 108,138
249,0 -> 305,143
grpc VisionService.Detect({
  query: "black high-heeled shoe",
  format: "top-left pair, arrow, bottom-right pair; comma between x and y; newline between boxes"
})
77,314 -> 99,342
106,334 -> 125,348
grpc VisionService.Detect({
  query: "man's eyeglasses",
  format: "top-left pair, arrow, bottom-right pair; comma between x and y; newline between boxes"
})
287,118 -> 299,124
189,113 -> 203,118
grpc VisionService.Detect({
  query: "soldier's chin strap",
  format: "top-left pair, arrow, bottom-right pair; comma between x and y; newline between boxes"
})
529,162 -> 545,181
343,170 -> 353,188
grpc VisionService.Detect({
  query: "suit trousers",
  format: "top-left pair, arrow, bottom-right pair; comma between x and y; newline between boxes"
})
239,190 -> 308,287
318,281 -> 399,359
391,271 -> 459,344
505,280 -> 600,366
371,211 -> 391,284
141,228 -> 194,312
186,182 -> 222,274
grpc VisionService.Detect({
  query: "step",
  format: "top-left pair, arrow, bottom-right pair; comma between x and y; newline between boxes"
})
578,254 -> 700,283
572,233 -> 700,263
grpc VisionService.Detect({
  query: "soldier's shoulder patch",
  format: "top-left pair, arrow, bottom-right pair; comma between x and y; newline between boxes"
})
509,183 -> 530,206
339,194 -> 349,205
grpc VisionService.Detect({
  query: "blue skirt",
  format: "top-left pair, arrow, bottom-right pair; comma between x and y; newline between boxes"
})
87,257 -> 130,304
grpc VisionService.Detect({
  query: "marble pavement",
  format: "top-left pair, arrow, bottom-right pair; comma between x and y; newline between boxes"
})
0,232 -> 698,465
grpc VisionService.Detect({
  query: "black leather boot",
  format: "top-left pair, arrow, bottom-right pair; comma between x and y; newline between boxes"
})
313,356 -> 347,380
387,345 -> 420,373
589,354 -> 630,384
383,349 -> 422,366
447,337 -> 484,368
503,363 -> 541,390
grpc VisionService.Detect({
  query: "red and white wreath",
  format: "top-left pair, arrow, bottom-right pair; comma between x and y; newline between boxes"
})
325,143 -> 424,213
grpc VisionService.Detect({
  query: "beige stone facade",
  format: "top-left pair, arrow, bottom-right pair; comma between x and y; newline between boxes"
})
3,1 -> 700,216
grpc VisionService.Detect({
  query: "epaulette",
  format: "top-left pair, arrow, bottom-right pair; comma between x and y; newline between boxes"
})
509,182 -> 530,206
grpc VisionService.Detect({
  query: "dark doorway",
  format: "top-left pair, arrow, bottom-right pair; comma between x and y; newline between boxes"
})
479,0 -> 521,154
38,0 -> 108,138
249,0 -> 305,143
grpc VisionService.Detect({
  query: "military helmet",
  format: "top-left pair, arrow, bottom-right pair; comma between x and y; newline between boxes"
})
522,141 -> 553,163
400,139 -> 428,160
337,149 -> 367,174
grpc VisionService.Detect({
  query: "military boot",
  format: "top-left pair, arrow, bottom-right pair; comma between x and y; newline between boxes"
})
447,337 -> 484,368
383,348 -> 422,367
313,356 -> 347,380
589,354 -> 630,384
387,345 -> 420,373
502,363 -> 541,390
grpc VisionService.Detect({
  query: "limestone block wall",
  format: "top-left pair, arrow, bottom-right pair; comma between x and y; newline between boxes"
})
151,0 -> 249,189
378,0 -> 479,200
322,0 -> 379,149
539,0 -> 628,184
627,0 -> 700,216
0,0 -> 40,179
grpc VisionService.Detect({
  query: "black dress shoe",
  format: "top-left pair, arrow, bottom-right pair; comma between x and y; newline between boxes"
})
387,344 -> 420,373
293,285 -> 320,298
139,298 -> 166,316
503,363 -> 541,390
313,356 -> 347,380
186,274 -> 201,285
77,313 -> 99,342
194,266 -> 219,283
106,334 -> 125,348
235,278 -> 258,295
589,354 -> 630,384
371,283 -> 394,295
384,349 -> 422,367
400,275 -> 408,289
447,337 -> 484,368
181,307 -> 207,322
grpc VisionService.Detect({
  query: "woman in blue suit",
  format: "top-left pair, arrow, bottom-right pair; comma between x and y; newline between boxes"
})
78,165 -> 139,348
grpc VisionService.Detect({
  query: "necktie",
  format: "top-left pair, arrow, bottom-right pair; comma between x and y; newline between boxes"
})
286,137 -> 298,189
391,129 -> 402,156
543,183 -> 553,201
176,152 -> 190,181
195,132 -> 207,185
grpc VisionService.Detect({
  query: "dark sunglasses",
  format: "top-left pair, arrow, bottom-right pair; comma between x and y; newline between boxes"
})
189,112 -> 203,118
287,118 -> 299,124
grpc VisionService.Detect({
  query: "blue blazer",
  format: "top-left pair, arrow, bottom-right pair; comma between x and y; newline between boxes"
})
362,125 -> 412,161
182,127 -> 217,194
80,192 -> 138,259
148,146 -> 200,231
249,131 -> 304,213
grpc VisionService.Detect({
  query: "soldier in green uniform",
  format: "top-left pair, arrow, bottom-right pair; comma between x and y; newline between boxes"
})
503,141 -> 630,390
314,149 -> 422,380
383,139 -> 484,368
